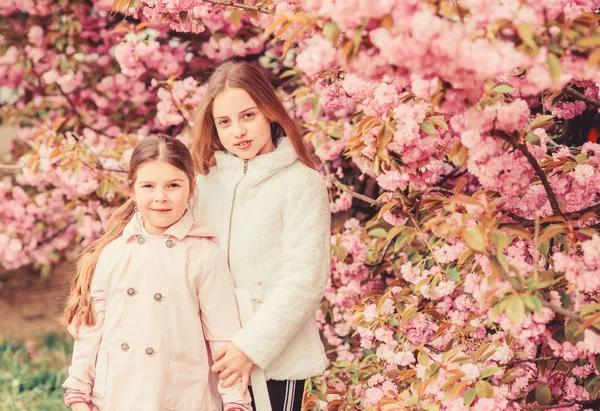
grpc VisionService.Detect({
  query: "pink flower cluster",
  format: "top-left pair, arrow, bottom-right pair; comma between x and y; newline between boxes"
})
114,32 -> 185,79
155,77 -> 206,127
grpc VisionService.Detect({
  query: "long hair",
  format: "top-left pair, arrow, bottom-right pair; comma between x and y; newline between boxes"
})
62,135 -> 196,326
191,60 -> 316,174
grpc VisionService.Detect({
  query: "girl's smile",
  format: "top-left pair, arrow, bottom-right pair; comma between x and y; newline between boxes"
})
234,140 -> 252,150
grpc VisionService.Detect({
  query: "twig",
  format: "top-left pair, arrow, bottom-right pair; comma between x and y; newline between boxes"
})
523,402 -> 576,410
365,238 -> 394,268
508,356 -> 558,366
437,167 -> 466,187
203,0 -> 271,14
0,163 -> 22,170
564,86 -> 600,108
503,201 -> 600,228
332,178 -> 386,207
427,187 -> 454,196
493,129 -> 563,216
542,301 -> 600,337
524,398 -> 600,410
516,143 -> 563,216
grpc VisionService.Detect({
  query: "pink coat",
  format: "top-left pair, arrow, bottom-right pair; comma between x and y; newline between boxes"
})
63,211 -> 249,411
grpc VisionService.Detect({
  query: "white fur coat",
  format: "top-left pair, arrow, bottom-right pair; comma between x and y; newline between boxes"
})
194,138 -> 331,380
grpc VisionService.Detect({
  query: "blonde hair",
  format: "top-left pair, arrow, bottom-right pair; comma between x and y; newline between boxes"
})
191,59 -> 316,174
62,135 -> 196,326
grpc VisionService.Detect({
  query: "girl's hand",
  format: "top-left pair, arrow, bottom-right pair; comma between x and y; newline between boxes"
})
211,342 -> 253,395
70,403 -> 91,411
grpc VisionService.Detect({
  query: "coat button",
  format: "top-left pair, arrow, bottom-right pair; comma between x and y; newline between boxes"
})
257,281 -> 263,286
154,293 -> 163,302
145,347 -> 155,356
121,343 -> 129,352
165,239 -> 174,248
257,299 -> 263,304
137,236 -> 146,245
127,288 -> 135,296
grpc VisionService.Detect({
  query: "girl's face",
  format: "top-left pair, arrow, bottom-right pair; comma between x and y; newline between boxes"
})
131,160 -> 192,235
212,87 -> 275,160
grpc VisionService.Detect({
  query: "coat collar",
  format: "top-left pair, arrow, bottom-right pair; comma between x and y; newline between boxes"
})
123,210 -> 216,241
213,137 -> 298,186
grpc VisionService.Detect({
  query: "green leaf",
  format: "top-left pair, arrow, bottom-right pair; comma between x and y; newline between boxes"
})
527,115 -> 555,132
394,233 -> 413,253
539,240 -> 550,258
526,132 -> 541,145
559,290 -> 571,309
230,9 -> 242,25
547,53 -> 562,82
429,116 -> 449,131
491,233 -> 515,252
563,162 -> 577,173
581,303 -> 600,316
479,366 -> 503,379
576,152 -> 590,164
490,299 -> 508,322
523,295 -> 543,313
418,351 -> 429,366
322,21 -> 341,42
464,388 -> 477,407
585,375 -> 600,399
475,380 -> 494,398
368,228 -> 387,238
492,84 -> 515,94
385,225 -> 406,242
420,121 -> 437,135
463,226 -> 487,253
506,295 -> 526,325
447,267 -> 461,282
565,319 -> 585,344
552,327 -> 566,343
535,383 -> 552,405
517,23 -> 536,49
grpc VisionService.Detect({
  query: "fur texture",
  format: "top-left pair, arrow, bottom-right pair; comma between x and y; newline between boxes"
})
194,138 -> 331,380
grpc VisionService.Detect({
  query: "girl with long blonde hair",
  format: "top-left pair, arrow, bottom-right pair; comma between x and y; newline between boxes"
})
190,60 -> 331,411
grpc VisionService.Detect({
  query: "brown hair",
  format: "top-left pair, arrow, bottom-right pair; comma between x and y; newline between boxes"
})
191,59 -> 315,174
62,135 -> 195,326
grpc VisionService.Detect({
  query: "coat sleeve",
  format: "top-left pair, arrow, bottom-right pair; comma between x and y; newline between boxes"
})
62,250 -> 109,396
231,170 -> 331,369
198,245 -> 251,407
198,244 -> 243,342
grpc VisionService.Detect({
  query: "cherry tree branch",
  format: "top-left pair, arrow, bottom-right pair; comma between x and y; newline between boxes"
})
563,85 -> 600,108
516,142 -> 563,216
493,130 -> 563,216
203,0 -> 271,14
542,301 -> 600,337
331,177 -> 386,207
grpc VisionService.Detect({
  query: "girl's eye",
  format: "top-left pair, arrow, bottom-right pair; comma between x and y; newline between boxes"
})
243,112 -> 255,119
142,184 -> 153,188
218,119 -> 229,126
169,183 -> 180,188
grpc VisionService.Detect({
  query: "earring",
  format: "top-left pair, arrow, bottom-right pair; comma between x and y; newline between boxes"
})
134,203 -> 138,212
187,201 -> 192,210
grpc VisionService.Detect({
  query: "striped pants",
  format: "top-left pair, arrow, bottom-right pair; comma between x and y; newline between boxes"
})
248,379 -> 304,411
